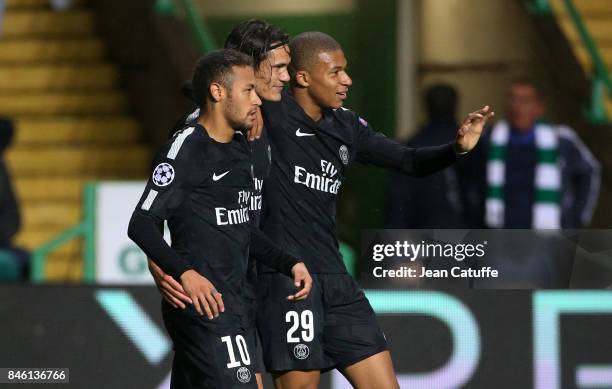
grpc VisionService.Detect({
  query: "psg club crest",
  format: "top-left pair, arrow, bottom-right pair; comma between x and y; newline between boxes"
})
152,163 -> 175,187
339,145 -> 349,166
293,344 -> 310,360
236,367 -> 251,383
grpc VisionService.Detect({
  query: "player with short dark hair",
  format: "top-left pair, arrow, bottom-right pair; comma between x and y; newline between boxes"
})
224,19 -> 290,76
149,19 -> 292,385
147,20 -> 293,388
252,31 -> 493,388
128,48 -> 311,389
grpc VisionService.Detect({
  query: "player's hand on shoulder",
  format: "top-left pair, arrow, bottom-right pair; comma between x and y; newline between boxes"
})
287,262 -> 313,301
148,258 -> 193,309
456,105 -> 495,153
180,269 -> 225,319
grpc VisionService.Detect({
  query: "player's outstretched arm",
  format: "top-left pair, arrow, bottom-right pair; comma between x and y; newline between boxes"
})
353,106 -> 493,177
148,258 -> 193,309
180,269 -> 225,319
455,105 -> 495,153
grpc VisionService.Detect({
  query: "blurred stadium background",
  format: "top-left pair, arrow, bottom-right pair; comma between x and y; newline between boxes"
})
1,0 -> 612,388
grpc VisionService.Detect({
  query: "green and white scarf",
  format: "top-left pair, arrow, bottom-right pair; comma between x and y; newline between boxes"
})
485,120 -> 561,229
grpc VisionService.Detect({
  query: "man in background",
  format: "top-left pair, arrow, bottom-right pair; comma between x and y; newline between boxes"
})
0,118 -> 30,280
469,79 -> 600,229
385,83 -> 467,228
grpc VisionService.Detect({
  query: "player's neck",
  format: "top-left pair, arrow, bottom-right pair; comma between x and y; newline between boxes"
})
293,88 -> 323,122
197,111 -> 234,143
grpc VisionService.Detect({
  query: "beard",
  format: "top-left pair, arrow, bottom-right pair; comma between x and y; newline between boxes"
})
227,115 -> 253,132
224,102 -> 253,131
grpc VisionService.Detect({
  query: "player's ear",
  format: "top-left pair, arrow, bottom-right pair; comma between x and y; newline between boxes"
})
209,82 -> 224,102
295,70 -> 309,88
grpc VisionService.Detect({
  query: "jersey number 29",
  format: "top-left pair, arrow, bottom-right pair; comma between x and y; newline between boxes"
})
285,310 -> 314,343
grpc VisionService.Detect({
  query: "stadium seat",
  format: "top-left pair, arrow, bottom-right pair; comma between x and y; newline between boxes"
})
1,0 -> 149,281
0,250 -> 21,281
550,0 -> 612,119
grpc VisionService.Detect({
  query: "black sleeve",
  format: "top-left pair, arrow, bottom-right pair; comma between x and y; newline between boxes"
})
354,115 -> 459,176
128,131 -> 201,280
250,226 -> 300,277
0,160 -> 20,245
128,212 -> 192,279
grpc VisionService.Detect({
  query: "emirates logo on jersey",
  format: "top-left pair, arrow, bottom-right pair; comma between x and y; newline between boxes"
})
294,159 -> 341,194
293,344 -> 310,360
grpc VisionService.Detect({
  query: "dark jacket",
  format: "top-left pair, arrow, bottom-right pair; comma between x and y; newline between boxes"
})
0,119 -> 20,246
385,118 -> 467,228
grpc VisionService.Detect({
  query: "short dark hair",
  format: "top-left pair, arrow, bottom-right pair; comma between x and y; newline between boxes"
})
224,19 -> 289,69
191,49 -> 253,110
289,31 -> 341,79
510,77 -> 543,100
425,83 -> 458,120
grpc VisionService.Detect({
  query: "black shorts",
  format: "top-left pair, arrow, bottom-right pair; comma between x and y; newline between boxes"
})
245,296 -> 262,375
256,273 -> 387,372
162,302 -> 259,388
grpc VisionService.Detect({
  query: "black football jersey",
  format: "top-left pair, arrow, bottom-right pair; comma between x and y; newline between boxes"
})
132,124 -> 255,316
260,91 -> 458,273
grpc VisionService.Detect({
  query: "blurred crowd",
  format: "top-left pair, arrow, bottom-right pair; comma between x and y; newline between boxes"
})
386,80 -> 601,230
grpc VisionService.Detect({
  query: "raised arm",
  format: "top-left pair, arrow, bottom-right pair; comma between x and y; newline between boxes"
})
355,106 -> 494,176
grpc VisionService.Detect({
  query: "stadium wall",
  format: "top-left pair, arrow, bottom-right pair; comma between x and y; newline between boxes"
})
2,286 -> 611,388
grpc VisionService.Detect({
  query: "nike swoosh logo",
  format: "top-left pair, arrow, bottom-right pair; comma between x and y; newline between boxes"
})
296,128 -> 315,137
213,171 -> 230,181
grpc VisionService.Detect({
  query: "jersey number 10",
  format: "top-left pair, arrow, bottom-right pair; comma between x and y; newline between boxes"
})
221,335 -> 251,368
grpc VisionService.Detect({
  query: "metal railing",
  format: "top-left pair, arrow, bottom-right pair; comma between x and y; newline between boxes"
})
154,0 -> 217,53
528,0 -> 612,124
31,184 -> 96,283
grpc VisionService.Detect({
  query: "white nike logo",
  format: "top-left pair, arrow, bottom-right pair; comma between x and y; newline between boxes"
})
295,128 -> 315,137
213,171 -> 230,181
